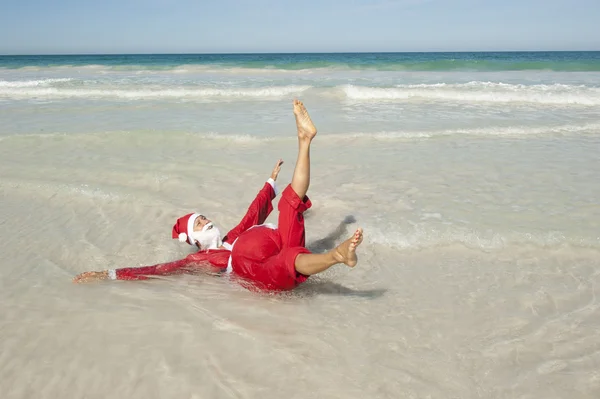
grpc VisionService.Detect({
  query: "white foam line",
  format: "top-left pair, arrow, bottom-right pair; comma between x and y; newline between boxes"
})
0,85 -> 311,99
342,83 -> 600,105
335,123 -> 600,140
0,78 -> 73,88
2,123 -> 598,144
366,225 -> 600,251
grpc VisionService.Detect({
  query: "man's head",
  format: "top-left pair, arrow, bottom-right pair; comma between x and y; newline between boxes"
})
172,213 -> 223,249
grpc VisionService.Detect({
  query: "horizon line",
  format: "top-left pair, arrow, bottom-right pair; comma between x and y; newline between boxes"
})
1,49 -> 600,57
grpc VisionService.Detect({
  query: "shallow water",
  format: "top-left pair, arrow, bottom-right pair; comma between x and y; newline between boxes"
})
1,53 -> 600,398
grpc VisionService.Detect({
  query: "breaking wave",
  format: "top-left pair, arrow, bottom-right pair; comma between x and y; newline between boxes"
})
0,78 -> 73,88
342,82 -> 600,105
0,85 -> 311,100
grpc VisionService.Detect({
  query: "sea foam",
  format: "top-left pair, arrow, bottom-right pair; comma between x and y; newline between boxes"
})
0,78 -> 73,88
0,85 -> 311,100
342,82 -> 600,105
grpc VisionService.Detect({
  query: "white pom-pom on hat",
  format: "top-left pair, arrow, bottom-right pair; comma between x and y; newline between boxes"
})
172,213 -> 201,246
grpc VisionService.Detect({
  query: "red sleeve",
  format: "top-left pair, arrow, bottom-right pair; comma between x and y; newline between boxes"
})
114,250 -> 231,280
115,258 -> 191,280
222,182 -> 276,245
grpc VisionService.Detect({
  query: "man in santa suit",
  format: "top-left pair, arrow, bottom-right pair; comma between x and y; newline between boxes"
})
73,100 -> 364,291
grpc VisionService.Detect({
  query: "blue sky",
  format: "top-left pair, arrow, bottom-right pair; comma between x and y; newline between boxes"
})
1,0 -> 599,54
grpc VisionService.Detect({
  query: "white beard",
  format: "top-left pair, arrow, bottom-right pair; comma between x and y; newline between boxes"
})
191,222 -> 222,250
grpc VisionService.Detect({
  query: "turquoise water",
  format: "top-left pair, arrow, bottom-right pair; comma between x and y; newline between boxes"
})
2,51 -> 600,71
2,51 -> 600,138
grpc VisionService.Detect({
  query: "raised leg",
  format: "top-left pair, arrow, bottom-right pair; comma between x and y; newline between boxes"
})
290,99 -> 317,200
277,100 -> 317,249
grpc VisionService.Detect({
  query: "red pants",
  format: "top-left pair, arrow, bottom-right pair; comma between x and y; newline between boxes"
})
230,185 -> 312,291
114,182 -> 276,280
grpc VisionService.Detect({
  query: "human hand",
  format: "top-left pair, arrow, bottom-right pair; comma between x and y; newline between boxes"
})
73,270 -> 109,283
270,159 -> 284,181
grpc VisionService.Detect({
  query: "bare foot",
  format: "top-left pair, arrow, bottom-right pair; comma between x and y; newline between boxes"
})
73,270 -> 109,283
293,99 -> 317,141
333,228 -> 363,267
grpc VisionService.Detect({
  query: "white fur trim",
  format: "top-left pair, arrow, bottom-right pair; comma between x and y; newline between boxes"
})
226,256 -> 233,274
246,223 -> 276,232
267,178 -> 278,196
222,242 -> 233,251
178,233 -> 187,242
186,213 -> 200,245
108,269 -> 117,280
225,237 -> 238,274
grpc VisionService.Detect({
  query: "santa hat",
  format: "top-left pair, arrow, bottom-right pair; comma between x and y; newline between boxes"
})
171,213 -> 200,246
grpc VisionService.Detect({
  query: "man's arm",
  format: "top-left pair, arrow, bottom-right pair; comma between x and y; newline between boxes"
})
73,258 -> 193,282
222,160 -> 283,245
72,250 -> 232,283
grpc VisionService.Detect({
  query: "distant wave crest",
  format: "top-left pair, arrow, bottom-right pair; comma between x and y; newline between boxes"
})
0,78 -> 73,88
0,85 -> 311,100
3,80 -> 600,106
342,82 -> 600,105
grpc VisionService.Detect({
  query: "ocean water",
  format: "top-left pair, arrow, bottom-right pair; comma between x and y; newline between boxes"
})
1,52 -> 600,398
